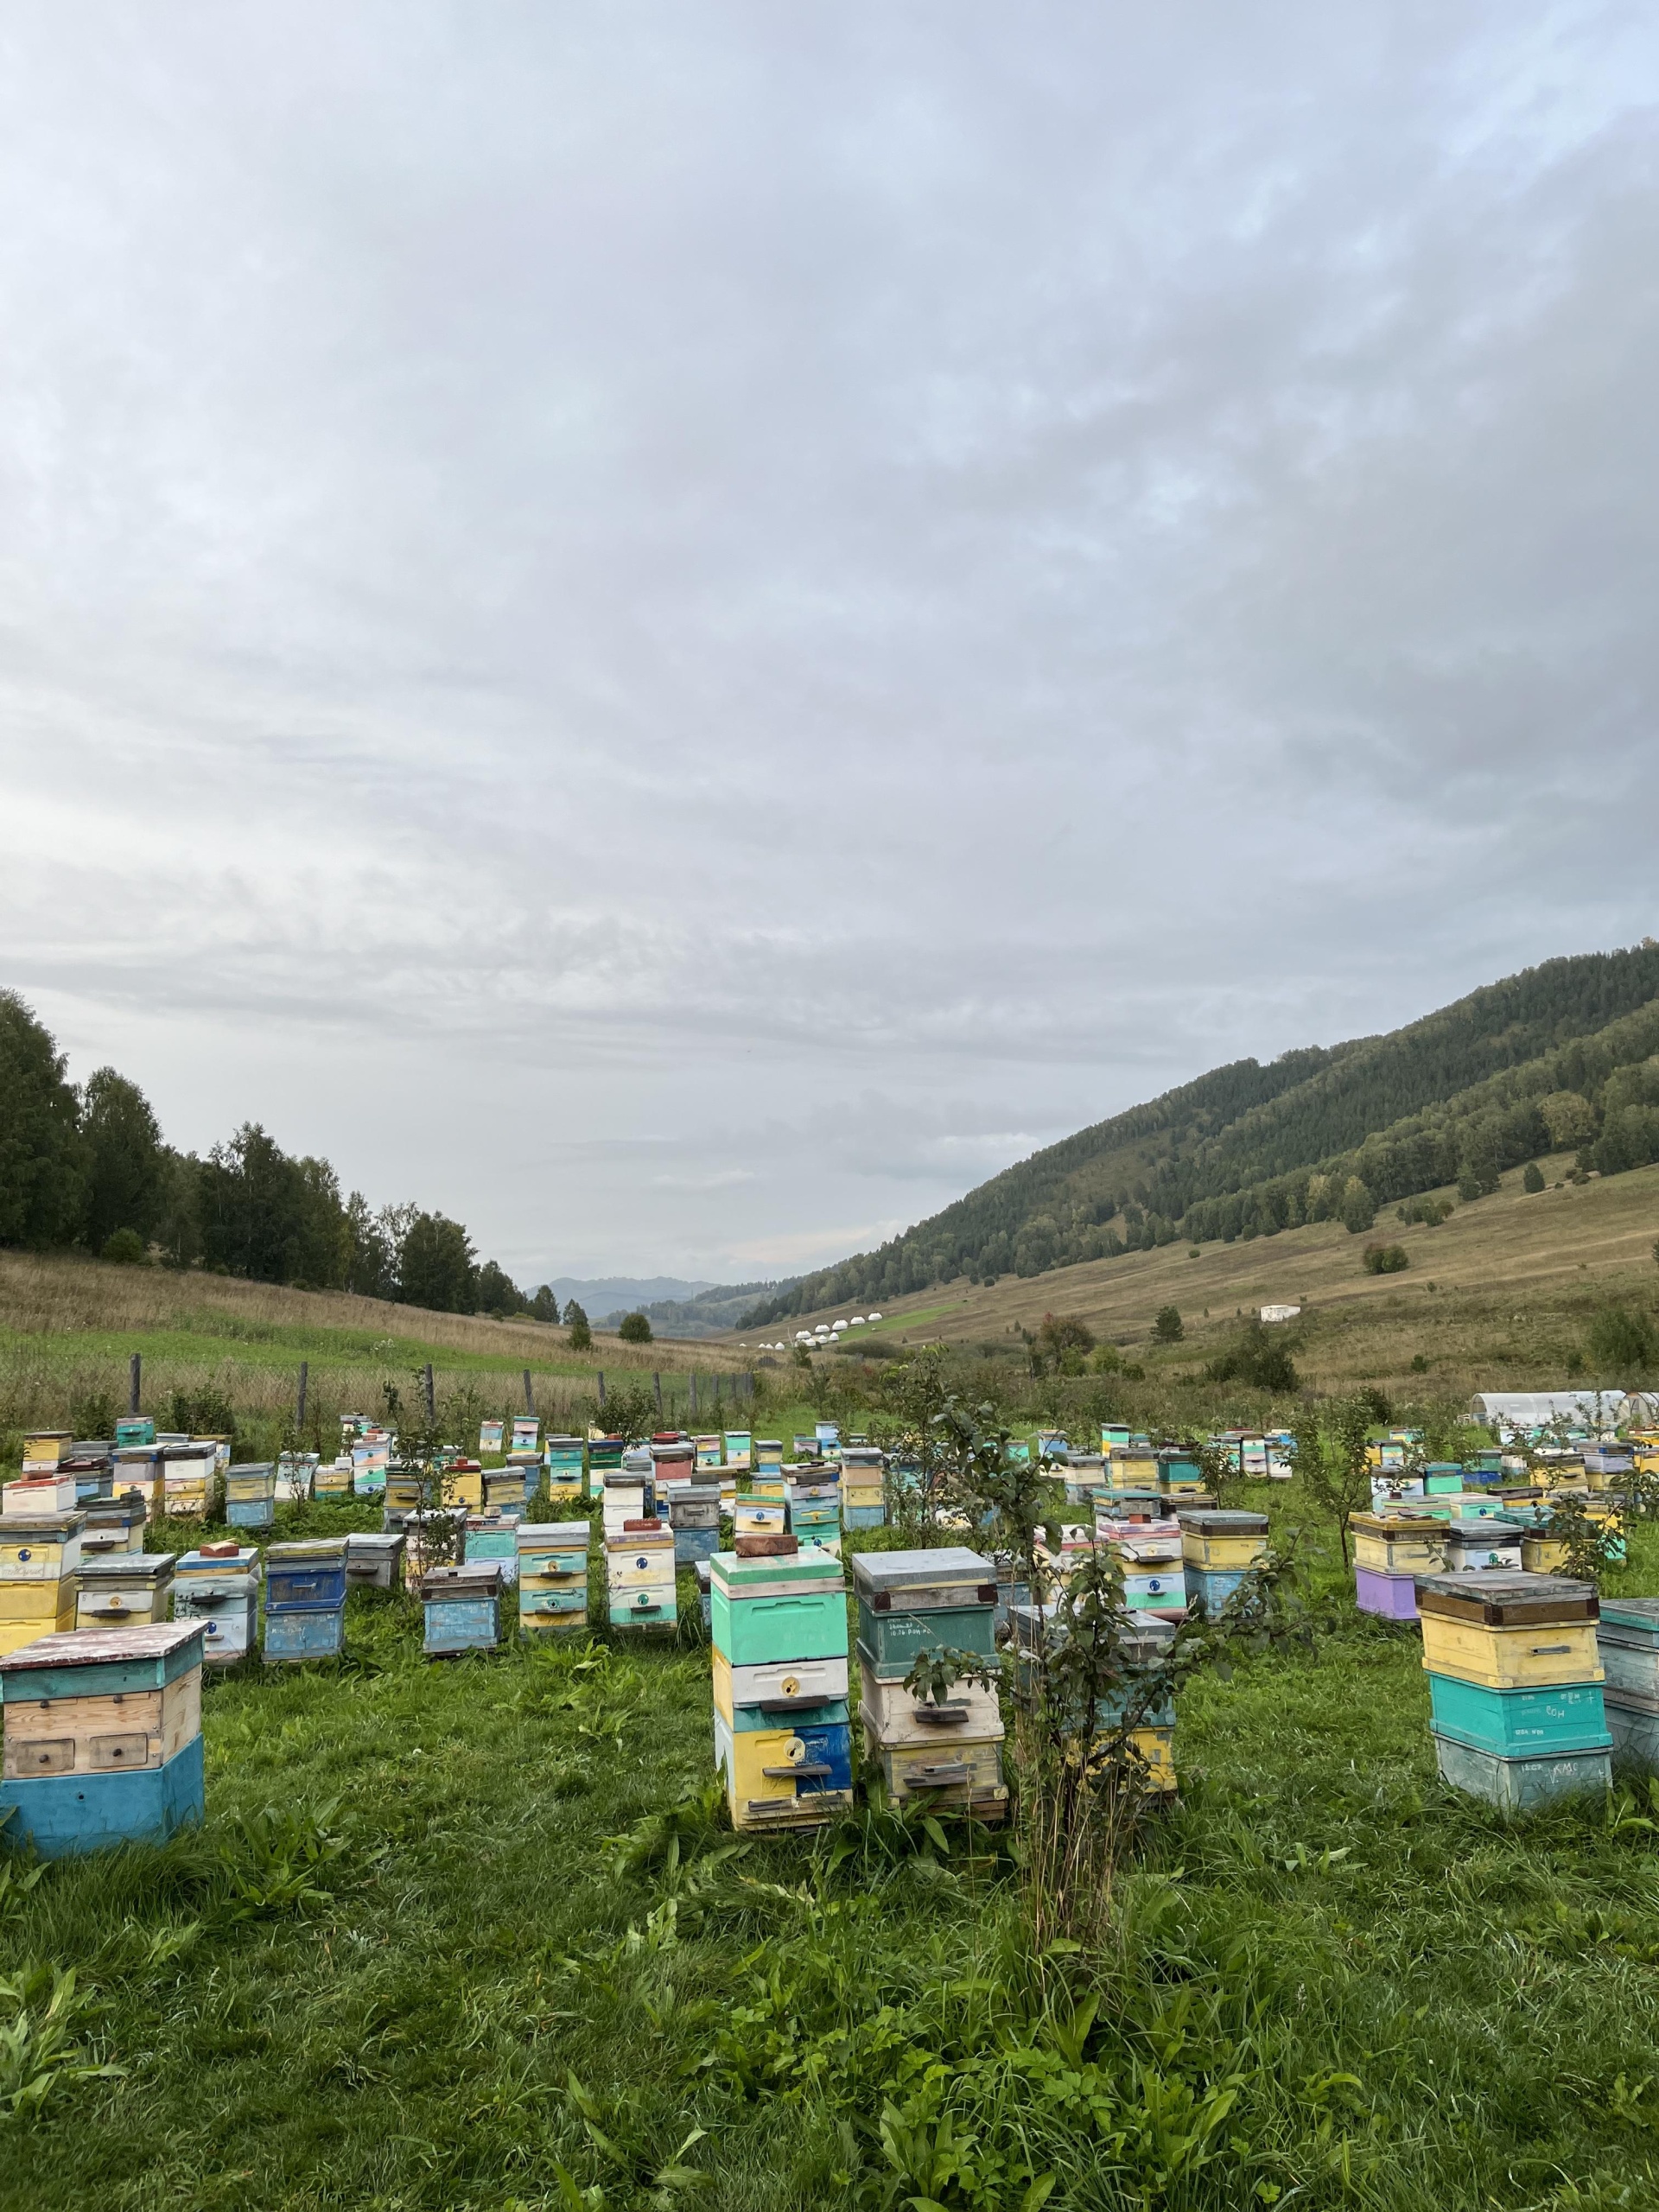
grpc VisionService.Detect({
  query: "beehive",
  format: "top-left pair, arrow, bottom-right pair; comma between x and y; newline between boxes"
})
1419,1573 -> 1609,1806
1157,1449 -> 1205,1499
1440,1518 -> 1525,1574
417,1561 -> 504,1655
785,1476 -> 842,1559
224,1460 -> 276,1530
4,1473 -> 78,1516
670,1483 -> 721,1566
1008,1605 -> 1178,1794
161,1445 -> 216,1517
176,1542 -> 260,1586
74,1553 -> 175,1630
263,1539 -> 347,1664
852,1549 -> 1001,1680
544,1435 -> 587,1503
275,1452 -> 318,1502
314,1454 -> 354,1498
711,1542 -> 851,1829
607,1521 -> 677,1632
694,1435 -> 723,1470
0,1621 -> 206,1855
0,1510 -> 84,1657
172,1573 -> 257,1664
345,1531 -> 406,1592
1597,1598 -> 1659,1773
114,1417 -> 156,1448
465,1517 -> 520,1585
485,1465 -> 529,1515
1179,1510 -> 1268,1571
79,1496 -> 149,1560
518,1520 -> 590,1633
722,1430 -> 753,1473
601,1469 -> 654,1539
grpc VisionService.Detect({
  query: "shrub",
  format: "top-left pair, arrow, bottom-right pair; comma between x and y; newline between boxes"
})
1409,1352 -> 1430,1373
1339,1178 -> 1376,1234
1205,1319 -> 1300,1392
1397,1195 -> 1452,1226
618,1312 -> 652,1345
564,1300 -> 593,1351
1362,1243 -> 1409,1274
100,1226 -> 145,1265
1586,1305 -> 1658,1377
1522,1161 -> 1546,1193
1150,1305 -> 1184,1343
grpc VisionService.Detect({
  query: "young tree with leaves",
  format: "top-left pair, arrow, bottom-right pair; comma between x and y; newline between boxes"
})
1289,1396 -> 1374,1566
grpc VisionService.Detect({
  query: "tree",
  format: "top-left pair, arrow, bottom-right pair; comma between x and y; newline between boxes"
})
565,1300 -> 593,1351
527,1284 -> 559,1323
1362,1243 -> 1409,1274
1032,1311 -> 1096,1374
1150,1305 -> 1184,1344
399,1212 -> 478,1313
195,1123 -> 348,1287
1586,1305 -> 1657,1379
1290,1395 -> 1373,1566
618,1311 -> 652,1344
0,991 -> 85,1248
595,1377 -> 656,1445
1204,1318 -> 1300,1393
1522,1161 -> 1546,1193
1339,1178 -> 1376,1234
101,1227 -> 145,1265
474,1260 -> 523,1318
343,1192 -> 408,1299
79,1067 -> 166,1250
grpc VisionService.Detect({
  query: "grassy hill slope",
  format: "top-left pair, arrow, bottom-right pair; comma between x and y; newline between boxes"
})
740,1150 -> 1659,1397
745,944 -> 1659,1325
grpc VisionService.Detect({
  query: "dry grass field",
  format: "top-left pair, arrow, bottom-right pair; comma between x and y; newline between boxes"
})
0,1250 -> 749,1442
735,1151 -> 1659,1394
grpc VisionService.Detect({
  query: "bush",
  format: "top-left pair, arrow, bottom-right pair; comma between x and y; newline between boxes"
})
1522,1161 -> 1546,1193
1150,1305 -> 1184,1343
618,1312 -> 652,1345
1396,1195 -> 1452,1226
1586,1305 -> 1658,1377
1204,1319 -> 1300,1392
99,1227 -> 146,1265
1339,1178 -> 1376,1234
564,1301 -> 592,1351
1362,1243 -> 1409,1274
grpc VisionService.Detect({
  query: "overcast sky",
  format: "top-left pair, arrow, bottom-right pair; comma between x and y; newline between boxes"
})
3,3 -> 1657,1287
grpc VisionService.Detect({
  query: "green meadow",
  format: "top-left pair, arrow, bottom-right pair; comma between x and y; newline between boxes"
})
1,1487 -> 1656,2212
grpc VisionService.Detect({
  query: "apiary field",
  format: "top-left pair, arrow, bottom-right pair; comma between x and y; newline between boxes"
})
3,1491 -> 1658,2212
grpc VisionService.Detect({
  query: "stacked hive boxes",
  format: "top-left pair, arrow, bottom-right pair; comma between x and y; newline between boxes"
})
276,1450 -> 318,1502
711,1541 -> 851,1830
588,1436 -> 625,1481
172,1563 -> 258,1664
1420,1572 -> 1611,1808
264,1539 -> 348,1662
465,1516 -> 520,1588
545,1435 -> 587,1505
80,1496 -> 149,1560
22,1432 -> 73,1480
785,1470 -> 842,1558
111,1445 -> 162,1516
518,1521 -> 590,1633
1179,1510 -> 1269,1612
0,1621 -> 207,1855
855,1550 -> 1007,1816
114,1416 -> 155,1448
723,1428 -> 752,1476
1092,1494 -> 1185,1617
75,1553 -> 175,1630
753,1439 -> 785,1489
225,1459 -> 276,1530
448,1458 -> 486,1513
0,1498 -> 83,1656
670,1483 -> 721,1567
177,1541 -> 259,1588
512,1416 -> 540,1455
1063,1455 -> 1109,1510
162,1442 -> 217,1518
601,1465 -> 654,1538
1107,1443 -> 1160,1497
734,1490 -> 789,1549
841,1446 -> 887,1529
404,1509 -> 468,1576
1010,1604 -> 1178,1795
1351,1510 -> 1445,1618
695,1434 -> 723,1471
315,1453 -> 355,1501
60,1443 -> 112,1508
652,1434 -> 697,1521
607,1519 -> 677,1633
352,1431 -> 392,1496
486,1461 -> 531,1515
1157,1448 -> 1207,1504
1598,1598 -> 1659,1771
417,1562 -> 504,1655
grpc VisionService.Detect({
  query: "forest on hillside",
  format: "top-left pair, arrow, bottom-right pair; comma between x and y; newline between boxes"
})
745,945 -> 1659,1324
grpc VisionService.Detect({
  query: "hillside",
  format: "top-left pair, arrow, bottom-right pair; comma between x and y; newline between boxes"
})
743,944 -> 1659,1325
739,1150 -> 1659,1396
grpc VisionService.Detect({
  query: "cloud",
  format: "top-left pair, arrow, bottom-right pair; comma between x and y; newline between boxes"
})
3,2 -> 1658,1276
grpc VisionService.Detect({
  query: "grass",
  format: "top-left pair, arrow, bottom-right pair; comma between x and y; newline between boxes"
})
748,1154 -> 1659,1398
1,1488 -> 1657,2209
0,1252 -> 753,1446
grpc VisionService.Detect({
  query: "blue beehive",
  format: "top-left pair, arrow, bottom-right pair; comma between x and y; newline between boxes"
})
263,1538 -> 347,1663
417,1562 -> 503,1656
0,1621 -> 206,1856
670,1483 -> 722,1567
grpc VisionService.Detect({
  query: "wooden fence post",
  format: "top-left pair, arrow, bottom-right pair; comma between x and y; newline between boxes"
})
596,1370 -> 606,1407
296,1361 -> 309,1430
129,1352 -> 142,1415
523,1368 -> 535,1414
654,1372 -> 664,1417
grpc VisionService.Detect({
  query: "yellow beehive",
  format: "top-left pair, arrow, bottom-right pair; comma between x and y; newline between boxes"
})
1350,1514 -> 1444,1576
448,1466 -> 485,1513
1181,1531 -> 1268,1570
1419,1612 -> 1601,1689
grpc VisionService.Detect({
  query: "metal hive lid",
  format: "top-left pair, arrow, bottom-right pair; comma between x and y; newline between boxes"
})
850,1548 -> 993,1594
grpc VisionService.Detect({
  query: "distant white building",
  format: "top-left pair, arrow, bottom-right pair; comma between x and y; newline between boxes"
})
868,1312 -> 883,1321
1260,1304 -> 1301,1325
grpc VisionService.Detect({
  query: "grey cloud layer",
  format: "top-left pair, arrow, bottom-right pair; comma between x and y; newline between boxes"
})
1,2 -> 1656,1276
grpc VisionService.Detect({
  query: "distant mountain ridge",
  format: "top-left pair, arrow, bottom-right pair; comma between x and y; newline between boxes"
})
546,1276 -> 715,1312
603,1279 -> 800,1338
741,944 -> 1659,1325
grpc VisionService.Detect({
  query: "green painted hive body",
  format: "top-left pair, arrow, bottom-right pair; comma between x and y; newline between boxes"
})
709,1552 -> 847,1665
